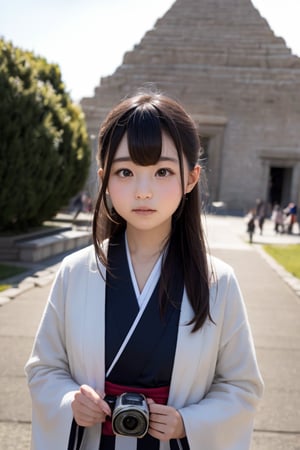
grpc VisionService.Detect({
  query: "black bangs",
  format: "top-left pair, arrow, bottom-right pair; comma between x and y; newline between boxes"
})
126,106 -> 163,165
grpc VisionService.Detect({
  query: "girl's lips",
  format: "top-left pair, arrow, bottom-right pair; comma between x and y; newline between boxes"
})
132,208 -> 156,214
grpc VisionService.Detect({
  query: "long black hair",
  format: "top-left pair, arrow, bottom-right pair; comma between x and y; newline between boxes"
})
92,91 -> 212,332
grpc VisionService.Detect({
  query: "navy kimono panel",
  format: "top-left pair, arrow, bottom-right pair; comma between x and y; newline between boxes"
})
100,232 -> 189,450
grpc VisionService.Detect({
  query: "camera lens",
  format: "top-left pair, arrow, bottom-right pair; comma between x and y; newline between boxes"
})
113,411 -> 148,437
122,415 -> 138,431
112,393 -> 149,437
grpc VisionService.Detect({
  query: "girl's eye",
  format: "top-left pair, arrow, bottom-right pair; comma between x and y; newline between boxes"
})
117,168 -> 133,177
156,168 -> 172,177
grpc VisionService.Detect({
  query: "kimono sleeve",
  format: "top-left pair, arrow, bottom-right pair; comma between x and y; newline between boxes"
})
179,268 -> 264,450
25,260 -> 80,450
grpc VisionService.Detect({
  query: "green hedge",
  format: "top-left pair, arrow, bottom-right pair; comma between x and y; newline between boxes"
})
0,39 -> 91,231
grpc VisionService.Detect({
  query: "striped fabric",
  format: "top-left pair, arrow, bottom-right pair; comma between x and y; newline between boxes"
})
99,434 -> 189,450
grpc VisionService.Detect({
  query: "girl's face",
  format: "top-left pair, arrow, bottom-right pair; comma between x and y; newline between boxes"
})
100,132 -> 200,236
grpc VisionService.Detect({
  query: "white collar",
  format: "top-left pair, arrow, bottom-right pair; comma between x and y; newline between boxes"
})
125,233 -> 163,308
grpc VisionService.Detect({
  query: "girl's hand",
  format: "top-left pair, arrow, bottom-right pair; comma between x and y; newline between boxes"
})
72,384 -> 111,427
147,399 -> 186,441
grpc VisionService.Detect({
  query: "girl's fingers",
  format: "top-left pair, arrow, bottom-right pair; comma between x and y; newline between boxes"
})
147,402 -> 186,440
80,385 -> 110,414
80,384 -> 101,403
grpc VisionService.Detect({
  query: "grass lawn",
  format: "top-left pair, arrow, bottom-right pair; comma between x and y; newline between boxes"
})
0,263 -> 28,280
0,284 -> 11,292
263,244 -> 300,279
0,264 -> 28,292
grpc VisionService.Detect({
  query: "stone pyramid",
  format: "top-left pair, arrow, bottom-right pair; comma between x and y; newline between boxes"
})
122,0 -> 299,69
82,0 -> 300,211
82,0 -> 299,118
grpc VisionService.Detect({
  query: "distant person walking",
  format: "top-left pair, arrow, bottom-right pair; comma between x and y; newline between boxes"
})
245,209 -> 256,243
72,192 -> 91,222
255,199 -> 266,235
72,192 -> 84,221
284,202 -> 297,234
271,204 -> 284,234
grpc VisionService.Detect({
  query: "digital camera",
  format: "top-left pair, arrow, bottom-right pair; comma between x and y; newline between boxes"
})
105,392 -> 149,438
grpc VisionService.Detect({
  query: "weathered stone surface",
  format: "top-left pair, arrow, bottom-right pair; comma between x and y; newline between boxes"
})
81,0 -> 300,212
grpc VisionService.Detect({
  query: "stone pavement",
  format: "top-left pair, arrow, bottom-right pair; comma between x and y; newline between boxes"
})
0,215 -> 299,449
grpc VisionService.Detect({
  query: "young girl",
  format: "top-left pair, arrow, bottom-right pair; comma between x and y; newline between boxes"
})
25,91 -> 263,450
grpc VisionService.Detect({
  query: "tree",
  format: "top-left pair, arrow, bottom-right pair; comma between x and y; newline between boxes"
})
0,38 -> 91,231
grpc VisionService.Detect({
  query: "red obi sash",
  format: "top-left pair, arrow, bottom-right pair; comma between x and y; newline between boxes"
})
102,380 -> 170,436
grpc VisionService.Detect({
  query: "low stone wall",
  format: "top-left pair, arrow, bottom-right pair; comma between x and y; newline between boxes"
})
0,227 -> 91,263
16,230 -> 92,263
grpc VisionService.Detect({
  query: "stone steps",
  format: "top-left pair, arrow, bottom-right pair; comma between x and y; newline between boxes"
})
97,65 -> 300,90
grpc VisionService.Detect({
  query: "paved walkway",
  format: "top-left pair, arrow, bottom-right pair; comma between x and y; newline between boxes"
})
0,215 -> 299,449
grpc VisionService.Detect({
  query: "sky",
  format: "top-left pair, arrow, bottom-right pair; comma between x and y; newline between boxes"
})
1,0 -> 300,102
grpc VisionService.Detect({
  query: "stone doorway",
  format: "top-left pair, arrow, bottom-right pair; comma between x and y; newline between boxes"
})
268,166 -> 292,207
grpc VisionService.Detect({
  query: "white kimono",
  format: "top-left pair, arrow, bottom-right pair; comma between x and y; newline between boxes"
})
25,244 -> 263,450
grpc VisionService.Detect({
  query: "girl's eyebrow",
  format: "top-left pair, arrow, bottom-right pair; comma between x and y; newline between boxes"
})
112,156 -> 178,163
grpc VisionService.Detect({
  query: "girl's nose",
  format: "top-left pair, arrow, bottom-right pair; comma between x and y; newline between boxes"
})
135,180 -> 152,199
135,190 -> 152,200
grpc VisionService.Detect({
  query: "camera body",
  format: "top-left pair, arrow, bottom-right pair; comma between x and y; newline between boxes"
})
105,392 -> 149,438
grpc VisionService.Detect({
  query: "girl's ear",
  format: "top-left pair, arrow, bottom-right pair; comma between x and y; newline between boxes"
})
98,168 -> 104,181
98,168 -> 110,194
185,165 -> 201,193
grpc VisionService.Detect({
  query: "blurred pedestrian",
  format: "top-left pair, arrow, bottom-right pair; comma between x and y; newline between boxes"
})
245,209 -> 256,243
72,192 -> 91,222
72,192 -> 84,221
271,204 -> 284,234
255,199 -> 266,235
284,202 -> 297,234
